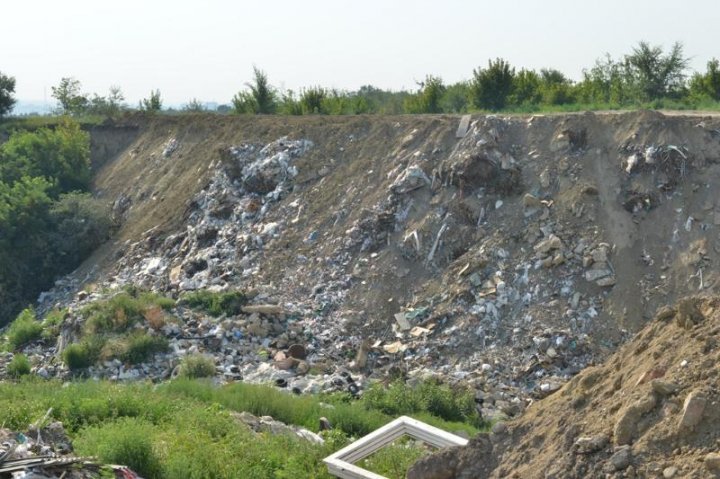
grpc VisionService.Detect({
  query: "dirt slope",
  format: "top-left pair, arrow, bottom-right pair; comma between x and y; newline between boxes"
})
24,110 -> 720,413
409,296 -> 720,478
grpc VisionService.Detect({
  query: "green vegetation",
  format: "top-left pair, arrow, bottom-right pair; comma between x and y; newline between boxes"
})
6,353 -> 31,377
0,119 -> 113,325
0,71 -> 16,117
177,354 -> 216,379
82,290 -> 175,335
233,66 -> 277,114
140,89 -> 163,112
180,289 -> 246,317
0,379 -> 482,479
55,289 -> 176,370
5,308 -> 43,349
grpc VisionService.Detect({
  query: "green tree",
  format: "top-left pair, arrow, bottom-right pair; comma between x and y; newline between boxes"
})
575,54 -> 630,104
510,69 -> 541,106
538,69 -> 575,105
299,87 -> 327,114
624,41 -> 689,100
472,58 -> 515,110
404,75 -> 446,113
689,58 -> 720,101
0,71 -> 16,118
182,98 -> 206,112
232,67 -> 277,114
51,77 -> 88,115
0,119 -> 91,194
140,89 -> 162,112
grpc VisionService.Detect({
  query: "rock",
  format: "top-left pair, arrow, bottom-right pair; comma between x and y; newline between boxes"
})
651,380 -> 680,397
575,434 -> 609,454
391,165 -> 431,194
242,304 -> 282,315
585,269 -> 611,282
491,422 -> 507,436
534,234 -> 564,255
678,390 -> 707,431
523,193 -> 542,209
614,395 -> 656,445
406,447 -> 459,479
705,453 -> 720,472
663,466 -> 678,478
287,344 -> 307,360
595,276 -> 617,287
610,446 -> 632,471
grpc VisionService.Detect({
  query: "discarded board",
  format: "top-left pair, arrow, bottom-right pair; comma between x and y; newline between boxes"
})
456,115 -> 471,138
394,312 -> 411,331
323,416 -> 468,479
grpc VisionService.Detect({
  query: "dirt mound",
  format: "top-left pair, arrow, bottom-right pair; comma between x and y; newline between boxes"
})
410,296 -> 720,478
15,111 -> 720,417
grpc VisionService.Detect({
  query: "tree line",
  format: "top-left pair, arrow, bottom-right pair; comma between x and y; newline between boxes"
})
1,41 -> 719,119
0,120 -> 113,325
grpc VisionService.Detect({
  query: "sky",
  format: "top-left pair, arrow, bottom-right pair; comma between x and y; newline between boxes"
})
2,0 -> 719,106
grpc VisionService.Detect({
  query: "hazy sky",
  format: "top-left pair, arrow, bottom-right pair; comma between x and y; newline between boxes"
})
3,0 -> 719,105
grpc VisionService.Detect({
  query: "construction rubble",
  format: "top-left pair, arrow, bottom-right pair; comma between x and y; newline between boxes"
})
4,111 -> 720,428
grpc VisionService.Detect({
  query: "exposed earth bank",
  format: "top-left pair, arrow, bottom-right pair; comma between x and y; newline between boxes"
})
4,110 -> 720,435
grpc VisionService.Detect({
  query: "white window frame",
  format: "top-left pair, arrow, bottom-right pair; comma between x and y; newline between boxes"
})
323,415 -> 469,479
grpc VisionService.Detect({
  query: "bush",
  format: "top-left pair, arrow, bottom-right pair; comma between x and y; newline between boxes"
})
83,291 -> 175,334
361,379 -> 480,426
6,308 -> 44,349
180,290 -> 246,317
472,58 -> 515,111
7,353 -> 31,377
121,333 -> 169,364
178,354 -> 216,379
74,417 -> 163,478
62,339 -> 102,370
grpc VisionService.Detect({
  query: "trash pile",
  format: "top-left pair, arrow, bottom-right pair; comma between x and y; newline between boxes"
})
10,112 -> 720,423
0,418 -> 138,478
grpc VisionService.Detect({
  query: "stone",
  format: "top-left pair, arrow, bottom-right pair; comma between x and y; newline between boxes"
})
242,304 -> 282,315
595,276 -> 617,287
610,446 -> 632,470
585,269 -> 611,282
662,466 -> 678,478
705,453 -> 720,472
575,434 -> 609,454
287,344 -> 307,360
390,165 -> 431,194
678,390 -> 707,431
534,234 -> 564,255
651,380 -> 680,397
523,193 -> 542,209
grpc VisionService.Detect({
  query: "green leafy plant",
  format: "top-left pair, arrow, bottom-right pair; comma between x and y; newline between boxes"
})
6,308 -> 43,349
7,353 -> 31,377
177,354 -> 216,379
180,290 -> 246,317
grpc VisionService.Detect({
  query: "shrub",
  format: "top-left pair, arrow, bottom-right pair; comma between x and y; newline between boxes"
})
6,308 -> 44,349
7,353 -> 31,377
177,354 -> 216,379
83,291 -> 175,334
472,58 -> 516,111
62,338 -> 103,370
74,417 -> 163,478
123,333 -> 169,364
180,290 -> 246,317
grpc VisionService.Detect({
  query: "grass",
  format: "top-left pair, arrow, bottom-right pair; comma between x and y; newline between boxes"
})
5,308 -> 44,349
180,290 -> 247,317
7,353 -> 31,377
0,379 -> 484,479
82,290 -> 175,335
177,354 -> 216,378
